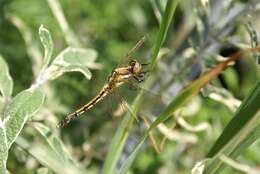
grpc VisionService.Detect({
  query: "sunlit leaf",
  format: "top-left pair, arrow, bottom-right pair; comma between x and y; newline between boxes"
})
47,47 -> 98,80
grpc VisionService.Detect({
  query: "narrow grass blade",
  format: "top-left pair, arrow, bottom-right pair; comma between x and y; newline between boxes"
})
46,0 -> 81,47
119,135 -> 146,174
116,0 -> 180,173
120,47 -> 260,173
203,81 -> 260,174
150,0 -> 179,69
149,46 -> 260,131
0,55 -> 13,97
101,112 -> 135,174
102,77 -> 154,174
207,81 -> 260,157
7,15 -> 42,75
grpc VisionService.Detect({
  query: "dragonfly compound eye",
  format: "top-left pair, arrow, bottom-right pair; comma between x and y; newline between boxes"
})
132,61 -> 142,74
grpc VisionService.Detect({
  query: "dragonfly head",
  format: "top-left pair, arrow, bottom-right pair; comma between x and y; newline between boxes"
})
129,60 -> 142,74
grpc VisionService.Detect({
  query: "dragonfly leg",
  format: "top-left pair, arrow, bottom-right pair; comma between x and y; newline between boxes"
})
139,70 -> 150,75
133,76 -> 145,83
136,70 -> 149,80
133,76 -> 144,83
141,63 -> 149,66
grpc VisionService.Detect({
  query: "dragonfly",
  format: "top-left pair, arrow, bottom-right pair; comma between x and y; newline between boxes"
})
57,37 -> 150,128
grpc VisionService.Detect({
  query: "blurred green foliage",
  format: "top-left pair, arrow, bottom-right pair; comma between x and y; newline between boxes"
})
0,0 -> 260,174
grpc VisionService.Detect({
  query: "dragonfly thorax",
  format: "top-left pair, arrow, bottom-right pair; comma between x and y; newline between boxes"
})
107,60 -> 143,85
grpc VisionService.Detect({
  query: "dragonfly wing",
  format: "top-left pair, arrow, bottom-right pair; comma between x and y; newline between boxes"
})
108,87 -> 140,122
118,36 -> 148,66
124,36 -> 146,61
124,80 -> 166,114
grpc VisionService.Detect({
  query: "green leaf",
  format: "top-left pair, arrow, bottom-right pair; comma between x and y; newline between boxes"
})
0,55 -> 13,97
203,81 -> 260,174
39,25 -> 53,69
33,122 -> 80,166
47,47 -> 98,80
15,123 -> 89,174
0,122 -> 8,174
3,87 -> 45,148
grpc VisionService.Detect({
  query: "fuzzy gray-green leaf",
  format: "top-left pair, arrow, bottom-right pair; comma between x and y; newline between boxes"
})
0,55 -> 13,97
49,47 -> 98,80
33,122 -> 77,165
4,87 -> 45,148
39,25 -> 53,68
0,123 -> 8,174
32,122 -> 88,174
16,135 -> 88,174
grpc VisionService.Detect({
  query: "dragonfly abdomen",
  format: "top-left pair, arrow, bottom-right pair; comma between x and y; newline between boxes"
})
57,84 -> 111,128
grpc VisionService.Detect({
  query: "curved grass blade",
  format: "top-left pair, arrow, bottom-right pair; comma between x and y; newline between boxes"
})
149,46 -> 260,132
120,47 -> 260,173
102,77 -> 154,174
46,0 -> 81,47
203,81 -> 260,174
102,0 -> 180,173
207,81 -> 260,157
7,15 -> 42,75
150,0 -> 179,69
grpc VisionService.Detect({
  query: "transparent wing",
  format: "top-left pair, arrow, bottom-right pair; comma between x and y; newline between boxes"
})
124,79 -> 166,114
107,86 -> 140,123
118,36 -> 147,67
125,36 -> 146,61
